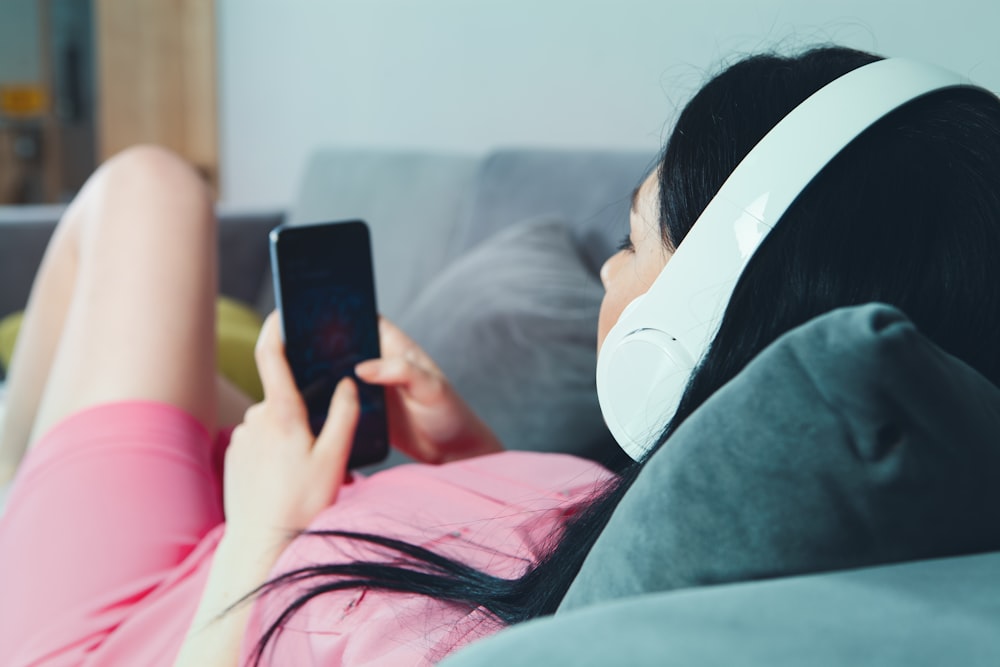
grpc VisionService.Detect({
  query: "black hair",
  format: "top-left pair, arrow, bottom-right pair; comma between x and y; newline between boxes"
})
666,50 -> 1000,425
248,46 -> 1000,664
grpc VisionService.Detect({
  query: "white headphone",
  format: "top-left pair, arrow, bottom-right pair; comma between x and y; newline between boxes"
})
597,58 -> 975,461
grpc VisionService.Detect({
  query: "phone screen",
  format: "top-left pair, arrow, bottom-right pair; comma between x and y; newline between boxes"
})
269,220 -> 388,468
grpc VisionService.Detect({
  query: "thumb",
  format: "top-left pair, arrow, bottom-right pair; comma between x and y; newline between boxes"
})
313,377 -> 360,468
256,311 -> 303,409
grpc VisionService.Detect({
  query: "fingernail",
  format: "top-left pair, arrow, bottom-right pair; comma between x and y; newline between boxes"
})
355,360 -> 377,378
336,377 -> 358,400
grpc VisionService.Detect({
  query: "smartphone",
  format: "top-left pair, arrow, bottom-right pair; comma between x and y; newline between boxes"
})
269,219 -> 388,468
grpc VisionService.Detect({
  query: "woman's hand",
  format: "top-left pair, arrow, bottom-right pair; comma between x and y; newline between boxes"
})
176,312 -> 361,667
223,311 -> 360,548
355,318 -> 503,464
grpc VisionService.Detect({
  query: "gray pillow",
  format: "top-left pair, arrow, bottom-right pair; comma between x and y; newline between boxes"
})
442,551 -> 1000,667
396,217 -> 621,466
559,303 -> 1000,611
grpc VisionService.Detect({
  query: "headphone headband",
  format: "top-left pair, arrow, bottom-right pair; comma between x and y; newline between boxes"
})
597,58 -> 976,461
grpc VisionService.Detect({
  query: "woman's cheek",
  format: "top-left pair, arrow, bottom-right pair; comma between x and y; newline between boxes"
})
597,287 -> 628,353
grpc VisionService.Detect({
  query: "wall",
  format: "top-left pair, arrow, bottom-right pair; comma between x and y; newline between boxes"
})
217,0 -> 1000,207
0,0 -> 40,83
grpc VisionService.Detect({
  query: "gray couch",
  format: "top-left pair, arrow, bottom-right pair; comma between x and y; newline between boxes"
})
2,148 -> 999,665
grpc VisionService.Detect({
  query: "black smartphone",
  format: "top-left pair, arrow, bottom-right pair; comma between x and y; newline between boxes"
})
269,219 -> 389,468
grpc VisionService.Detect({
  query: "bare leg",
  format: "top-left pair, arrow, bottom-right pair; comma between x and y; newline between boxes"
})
0,180 -> 96,485
0,200 -> 79,486
216,373 -> 253,429
0,145 -> 219,485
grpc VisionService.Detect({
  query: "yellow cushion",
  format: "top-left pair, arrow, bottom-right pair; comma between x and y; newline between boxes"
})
0,311 -> 23,374
0,297 -> 265,401
215,296 -> 265,400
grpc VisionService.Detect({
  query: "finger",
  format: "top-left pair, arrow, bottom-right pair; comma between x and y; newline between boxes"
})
375,318 -> 413,359
355,357 -> 411,386
358,351 -> 437,382
377,318 -> 441,373
313,377 -> 360,468
255,311 -> 302,407
354,358 -> 386,382
356,356 -> 444,403
377,317 -> 411,349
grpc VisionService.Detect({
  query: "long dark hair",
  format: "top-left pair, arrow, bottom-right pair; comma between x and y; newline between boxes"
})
248,46 -> 1000,663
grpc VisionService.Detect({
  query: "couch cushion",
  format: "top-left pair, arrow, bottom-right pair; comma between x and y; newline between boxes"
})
0,297 -> 265,402
559,303 -> 1000,610
216,208 -> 283,308
257,149 -> 478,319
441,551 -> 1000,667
395,217 -> 623,467
454,149 -> 657,275
0,212 -> 56,322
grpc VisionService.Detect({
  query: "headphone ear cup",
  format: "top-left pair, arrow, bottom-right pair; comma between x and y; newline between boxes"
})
598,328 -> 695,460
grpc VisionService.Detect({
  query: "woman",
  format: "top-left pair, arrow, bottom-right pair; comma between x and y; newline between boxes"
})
2,45 -> 1000,665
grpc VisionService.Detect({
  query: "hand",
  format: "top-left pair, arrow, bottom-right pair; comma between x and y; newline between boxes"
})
223,311 -> 360,548
355,318 -> 503,464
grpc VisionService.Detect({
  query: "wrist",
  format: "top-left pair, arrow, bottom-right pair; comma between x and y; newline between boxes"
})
219,525 -> 292,569
438,421 -> 504,464
175,527 -> 290,667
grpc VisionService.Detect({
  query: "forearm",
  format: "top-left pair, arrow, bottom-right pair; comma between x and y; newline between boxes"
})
174,531 -> 287,667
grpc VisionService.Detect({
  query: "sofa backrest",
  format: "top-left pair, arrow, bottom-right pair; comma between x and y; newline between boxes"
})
261,149 -> 479,319
453,149 -> 657,275
0,208 -> 57,322
0,206 -> 281,323
273,148 -> 658,319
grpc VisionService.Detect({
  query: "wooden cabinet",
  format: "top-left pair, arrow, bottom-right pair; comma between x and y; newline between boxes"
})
94,0 -> 218,191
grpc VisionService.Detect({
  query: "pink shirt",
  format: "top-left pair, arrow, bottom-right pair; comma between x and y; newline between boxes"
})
0,402 -> 613,666
242,452 -> 613,665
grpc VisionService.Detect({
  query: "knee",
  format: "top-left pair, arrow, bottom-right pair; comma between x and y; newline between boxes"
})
100,144 -> 210,199
83,144 -> 215,233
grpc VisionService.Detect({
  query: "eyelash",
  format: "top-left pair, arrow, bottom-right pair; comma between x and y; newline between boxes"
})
617,234 -> 635,253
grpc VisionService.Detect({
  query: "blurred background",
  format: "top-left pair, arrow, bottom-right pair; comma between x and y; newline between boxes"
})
1,0 -> 96,205
1,0 -> 998,209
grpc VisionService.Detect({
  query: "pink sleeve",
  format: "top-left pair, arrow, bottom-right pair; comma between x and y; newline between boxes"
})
240,451 -> 614,666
